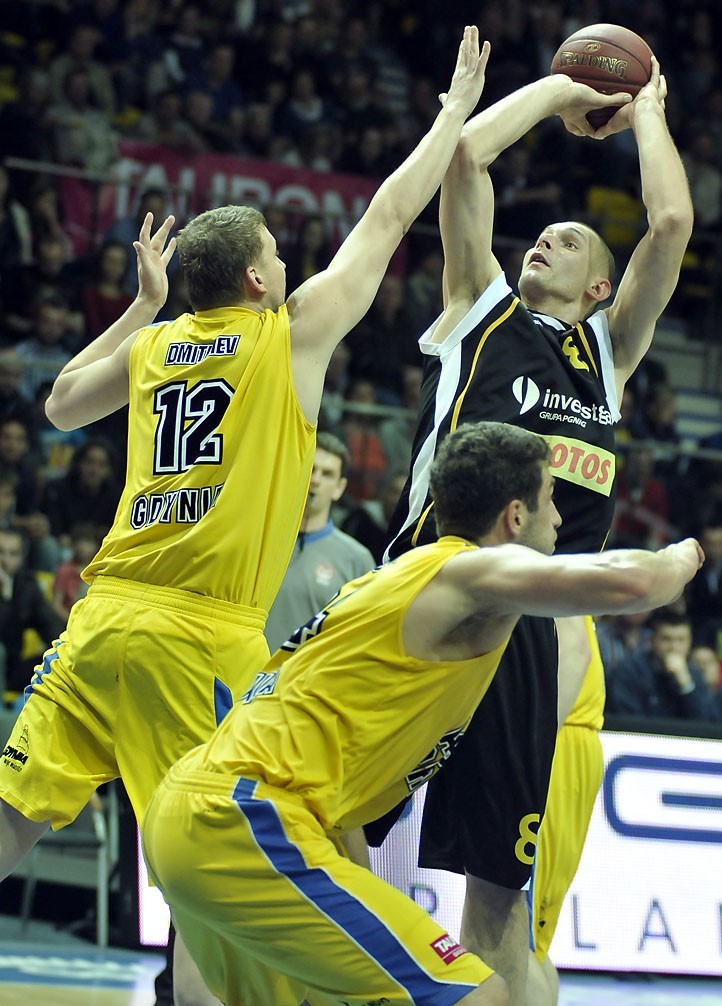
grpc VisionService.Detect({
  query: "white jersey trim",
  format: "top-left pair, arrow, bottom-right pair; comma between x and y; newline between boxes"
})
418,272 -> 512,358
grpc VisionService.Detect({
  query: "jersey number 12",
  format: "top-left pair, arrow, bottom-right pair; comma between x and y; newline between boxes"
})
153,379 -> 234,474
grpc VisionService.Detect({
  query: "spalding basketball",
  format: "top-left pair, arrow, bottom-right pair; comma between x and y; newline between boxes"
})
550,23 -> 653,128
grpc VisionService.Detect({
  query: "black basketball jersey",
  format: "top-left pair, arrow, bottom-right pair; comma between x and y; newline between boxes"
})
418,610 -> 559,887
387,273 -> 619,558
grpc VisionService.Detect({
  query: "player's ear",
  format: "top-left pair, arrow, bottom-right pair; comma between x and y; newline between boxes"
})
588,275 -> 612,303
503,500 -> 525,540
332,476 -> 348,502
244,265 -> 267,298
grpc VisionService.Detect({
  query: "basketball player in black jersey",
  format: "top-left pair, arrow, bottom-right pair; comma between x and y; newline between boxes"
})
366,57 -> 692,1006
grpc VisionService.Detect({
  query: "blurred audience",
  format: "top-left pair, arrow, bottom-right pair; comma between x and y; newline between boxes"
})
14,294 -> 73,400
597,610 -> 653,676
0,527 -> 65,694
0,165 -> 33,275
612,446 -> 670,550
0,352 -> 35,432
686,515 -> 722,651
345,275 -> 417,403
340,465 -> 408,564
47,67 -> 117,173
341,379 -> 386,503
52,521 -> 101,617
81,240 -> 134,344
47,21 -> 116,117
690,645 -> 722,718
284,214 -> 332,293
605,610 -> 720,722
40,439 -> 122,551
379,365 -> 422,473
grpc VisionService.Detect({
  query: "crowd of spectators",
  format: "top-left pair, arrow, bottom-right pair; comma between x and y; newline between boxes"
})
1,0 -> 722,725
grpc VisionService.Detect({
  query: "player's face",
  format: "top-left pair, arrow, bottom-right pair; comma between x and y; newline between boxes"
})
258,226 -> 287,308
303,447 -> 346,523
518,222 -> 594,307
520,466 -> 561,556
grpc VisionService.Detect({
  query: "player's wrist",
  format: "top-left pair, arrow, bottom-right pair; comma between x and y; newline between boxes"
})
439,96 -> 474,124
543,73 -> 572,111
630,96 -> 666,131
135,291 -> 165,315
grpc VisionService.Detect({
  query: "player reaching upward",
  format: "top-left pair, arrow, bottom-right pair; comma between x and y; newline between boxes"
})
0,27 -> 489,1006
368,55 -> 692,1005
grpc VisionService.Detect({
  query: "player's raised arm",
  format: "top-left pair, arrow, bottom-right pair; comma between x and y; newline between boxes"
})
603,59 -> 694,393
434,74 -> 631,342
286,27 -> 488,420
45,213 -> 176,430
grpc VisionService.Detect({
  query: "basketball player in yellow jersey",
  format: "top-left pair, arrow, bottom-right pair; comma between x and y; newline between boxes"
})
0,26 -> 489,1006
142,421 -> 702,1006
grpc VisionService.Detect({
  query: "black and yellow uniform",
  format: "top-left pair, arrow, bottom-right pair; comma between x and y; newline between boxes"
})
419,614 -> 558,889
371,272 -> 615,890
0,306 -> 316,828
386,273 -> 618,558
528,618 -> 604,958
143,538 -> 506,1006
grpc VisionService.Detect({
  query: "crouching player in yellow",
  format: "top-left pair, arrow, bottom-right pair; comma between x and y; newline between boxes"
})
142,422 -> 702,1006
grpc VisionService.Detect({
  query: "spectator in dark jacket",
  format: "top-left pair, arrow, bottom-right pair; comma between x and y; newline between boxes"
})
606,609 -> 720,723
687,517 -> 722,649
40,439 -> 121,551
0,527 -> 65,695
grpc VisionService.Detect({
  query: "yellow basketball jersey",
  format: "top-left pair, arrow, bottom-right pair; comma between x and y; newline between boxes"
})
84,306 -> 315,609
194,537 -> 511,835
565,615 -> 605,730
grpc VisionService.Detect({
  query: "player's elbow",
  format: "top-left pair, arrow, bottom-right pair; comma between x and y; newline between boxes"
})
649,205 -> 694,245
455,131 -> 492,173
44,389 -> 76,431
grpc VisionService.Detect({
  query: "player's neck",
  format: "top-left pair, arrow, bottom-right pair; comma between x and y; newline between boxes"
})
522,293 -> 584,327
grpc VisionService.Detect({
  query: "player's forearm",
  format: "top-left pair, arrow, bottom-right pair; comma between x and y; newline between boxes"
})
634,103 -> 693,235
55,293 -> 162,379
499,540 -> 701,618
457,75 -> 566,168
590,544 -> 699,614
370,100 -> 473,237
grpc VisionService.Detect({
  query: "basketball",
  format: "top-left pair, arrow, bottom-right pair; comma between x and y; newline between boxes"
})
550,23 -> 654,128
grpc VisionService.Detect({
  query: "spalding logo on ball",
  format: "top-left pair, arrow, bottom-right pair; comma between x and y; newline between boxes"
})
550,23 -> 654,128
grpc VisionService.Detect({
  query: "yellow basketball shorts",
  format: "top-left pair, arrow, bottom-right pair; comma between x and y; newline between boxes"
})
0,576 -> 269,830
142,763 -> 494,1006
565,615 -> 606,730
528,722 -> 604,960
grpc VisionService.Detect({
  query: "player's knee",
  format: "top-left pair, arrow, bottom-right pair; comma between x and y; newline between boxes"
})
459,972 -> 509,1005
172,982 -> 220,1006
172,934 -> 220,1006
463,873 -> 528,937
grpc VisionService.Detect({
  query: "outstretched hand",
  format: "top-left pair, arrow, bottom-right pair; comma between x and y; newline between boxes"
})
439,26 -> 490,119
591,56 -> 667,139
133,212 -> 176,308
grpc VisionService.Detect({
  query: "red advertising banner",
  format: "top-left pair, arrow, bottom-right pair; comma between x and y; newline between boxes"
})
60,142 -> 381,256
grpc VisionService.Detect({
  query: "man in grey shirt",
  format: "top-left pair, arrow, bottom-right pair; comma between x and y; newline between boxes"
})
265,432 -> 375,653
